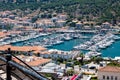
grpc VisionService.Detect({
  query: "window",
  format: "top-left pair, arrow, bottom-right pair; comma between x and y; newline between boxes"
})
103,75 -> 105,79
111,76 -> 113,80
107,76 -> 109,80
115,76 -> 117,80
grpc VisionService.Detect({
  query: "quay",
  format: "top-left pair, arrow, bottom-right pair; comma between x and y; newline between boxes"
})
56,30 -> 98,34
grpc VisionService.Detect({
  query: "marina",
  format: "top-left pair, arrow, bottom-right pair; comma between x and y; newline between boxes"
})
11,33 -> 90,47
11,32 -> 120,58
0,31 -> 51,46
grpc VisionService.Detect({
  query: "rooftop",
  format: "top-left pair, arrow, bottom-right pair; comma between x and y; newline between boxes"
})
0,45 -> 46,52
13,55 -> 51,67
0,31 -> 22,38
98,66 -> 120,73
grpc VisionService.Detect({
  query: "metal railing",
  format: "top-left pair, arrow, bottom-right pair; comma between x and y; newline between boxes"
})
0,48 -> 49,80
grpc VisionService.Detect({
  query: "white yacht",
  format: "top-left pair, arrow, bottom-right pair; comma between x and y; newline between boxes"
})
113,35 -> 120,40
74,44 -> 88,50
86,51 -> 102,57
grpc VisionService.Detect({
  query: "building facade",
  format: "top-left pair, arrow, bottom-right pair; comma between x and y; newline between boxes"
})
98,66 -> 120,80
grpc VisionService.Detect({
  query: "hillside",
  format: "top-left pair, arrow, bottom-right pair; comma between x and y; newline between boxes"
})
0,0 -> 119,24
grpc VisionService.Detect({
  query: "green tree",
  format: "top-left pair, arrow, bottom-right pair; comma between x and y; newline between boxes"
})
66,69 -> 74,76
69,22 -> 76,27
91,57 -> 103,64
107,61 -> 120,67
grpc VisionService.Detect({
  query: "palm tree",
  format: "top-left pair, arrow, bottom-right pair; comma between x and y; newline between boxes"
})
79,53 -> 84,65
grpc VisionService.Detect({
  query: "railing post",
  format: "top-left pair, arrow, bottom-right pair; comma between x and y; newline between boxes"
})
6,48 -> 12,80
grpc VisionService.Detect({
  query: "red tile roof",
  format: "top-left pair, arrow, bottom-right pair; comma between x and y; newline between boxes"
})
98,66 -> 120,73
13,55 -> 51,67
0,45 -> 46,52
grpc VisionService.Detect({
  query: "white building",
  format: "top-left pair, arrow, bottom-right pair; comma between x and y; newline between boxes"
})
98,66 -> 120,80
102,22 -> 111,29
57,14 -> 67,20
35,49 -> 80,60
40,62 -> 65,77
76,22 -> 83,29
56,20 -> 66,27
36,19 -> 55,28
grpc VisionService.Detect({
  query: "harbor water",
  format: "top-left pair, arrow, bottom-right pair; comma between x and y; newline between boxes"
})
101,40 -> 120,58
12,33 -> 120,58
48,38 -> 89,51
